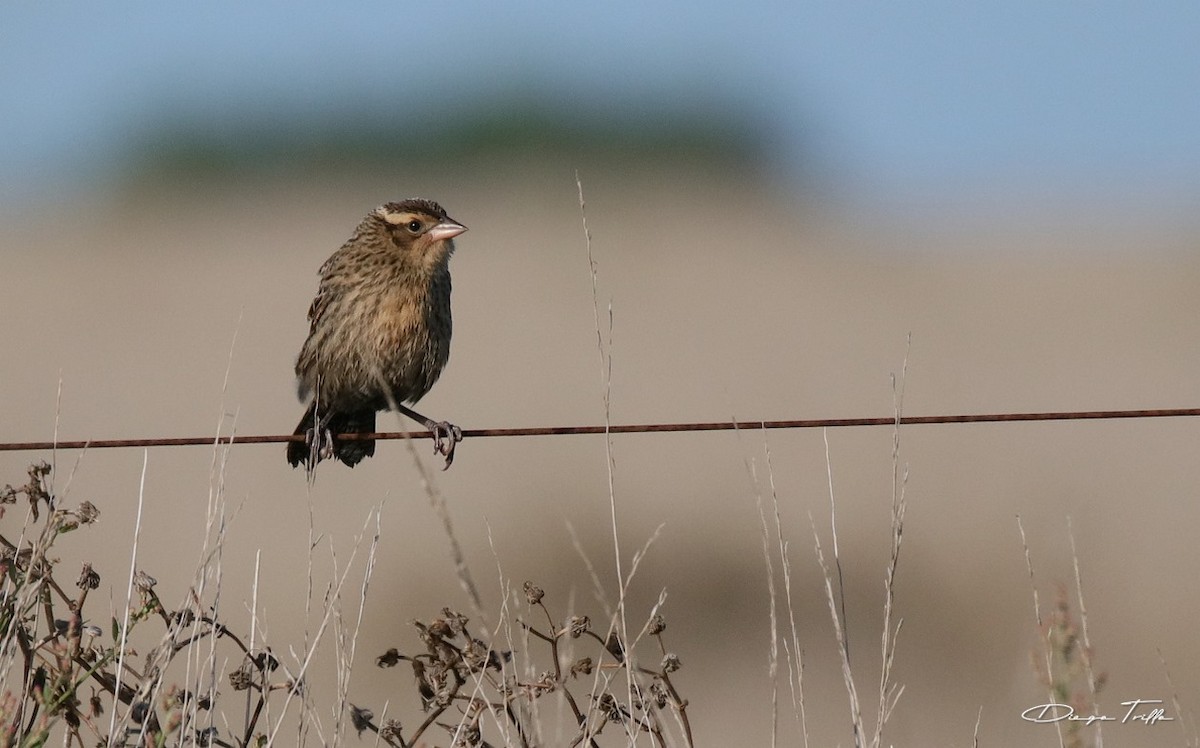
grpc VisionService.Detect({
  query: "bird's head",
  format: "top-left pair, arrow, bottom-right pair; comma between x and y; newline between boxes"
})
372,198 -> 467,268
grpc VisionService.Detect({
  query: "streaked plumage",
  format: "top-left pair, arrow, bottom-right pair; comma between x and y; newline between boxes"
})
288,198 -> 466,470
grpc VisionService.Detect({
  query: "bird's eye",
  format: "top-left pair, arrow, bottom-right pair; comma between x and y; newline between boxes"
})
406,220 -> 422,232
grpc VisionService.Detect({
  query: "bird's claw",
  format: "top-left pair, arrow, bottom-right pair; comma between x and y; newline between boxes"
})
430,421 -> 463,470
300,427 -> 336,472
315,427 -> 335,463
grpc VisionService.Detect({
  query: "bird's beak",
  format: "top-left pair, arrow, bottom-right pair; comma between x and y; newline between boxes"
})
428,220 -> 467,242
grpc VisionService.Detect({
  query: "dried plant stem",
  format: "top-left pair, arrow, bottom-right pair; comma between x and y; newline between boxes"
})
106,449 -> 148,747
810,500 -> 863,746
1017,516 -> 1067,748
812,344 -> 911,748
1067,516 -> 1102,747
1156,648 -> 1199,747
764,442 -> 809,747
872,355 -> 910,746
264,510 -> 381,746
331,508 -> 382,747
576,172 -> 639,746
376,373 -> 484,618
743,449 -> 780,748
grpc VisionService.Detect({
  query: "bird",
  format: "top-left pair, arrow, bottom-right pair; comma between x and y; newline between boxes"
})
287,198 -> 467,471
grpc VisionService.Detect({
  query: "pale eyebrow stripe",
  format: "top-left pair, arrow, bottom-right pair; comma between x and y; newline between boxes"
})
376,208 -> 416,225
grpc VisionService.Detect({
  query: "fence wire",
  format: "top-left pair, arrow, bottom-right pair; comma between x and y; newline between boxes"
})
1,408 -> 1198,453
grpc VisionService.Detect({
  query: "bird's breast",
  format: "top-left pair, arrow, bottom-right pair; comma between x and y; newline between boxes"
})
368,273 -> 451,398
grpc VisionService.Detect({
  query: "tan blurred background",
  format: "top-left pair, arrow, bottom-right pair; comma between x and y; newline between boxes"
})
3,4 -> 1200,746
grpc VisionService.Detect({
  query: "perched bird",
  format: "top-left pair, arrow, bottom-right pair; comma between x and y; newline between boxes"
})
287,198 -> 467,470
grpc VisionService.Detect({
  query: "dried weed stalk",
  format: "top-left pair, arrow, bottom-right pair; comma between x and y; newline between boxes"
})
355,582 -> 691,748
0,461 -> 304,747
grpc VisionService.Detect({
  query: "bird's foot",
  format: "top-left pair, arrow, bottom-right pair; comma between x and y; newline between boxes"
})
321,428 -> 336,460
429,421 -> 463,470
307,427 -> 335,467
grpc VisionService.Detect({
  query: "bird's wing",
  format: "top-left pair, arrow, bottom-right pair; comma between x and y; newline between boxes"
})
306,286 -> 328,333
306,252 -> 347,334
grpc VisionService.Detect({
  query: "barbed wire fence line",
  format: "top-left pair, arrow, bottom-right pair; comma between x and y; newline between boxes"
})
1,407 -> 1198,453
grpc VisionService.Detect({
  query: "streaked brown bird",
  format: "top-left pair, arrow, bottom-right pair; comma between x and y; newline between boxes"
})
287,198 -> 467,470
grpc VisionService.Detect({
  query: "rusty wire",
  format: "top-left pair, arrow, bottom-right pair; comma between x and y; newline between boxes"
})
0,408 -> 1198,453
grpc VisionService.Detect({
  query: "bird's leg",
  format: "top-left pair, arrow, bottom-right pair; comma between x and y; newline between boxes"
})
318,427 -> 335,462
396,404 -> 462,469
305,411 -> 337,467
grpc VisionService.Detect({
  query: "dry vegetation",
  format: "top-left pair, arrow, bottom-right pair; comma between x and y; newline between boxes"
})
0,419 -> 1159,748
0,458 -> 697,747
0,400 -> 909,748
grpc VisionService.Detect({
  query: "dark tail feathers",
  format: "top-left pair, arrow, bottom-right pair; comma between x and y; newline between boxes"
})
287,405 -> 377,469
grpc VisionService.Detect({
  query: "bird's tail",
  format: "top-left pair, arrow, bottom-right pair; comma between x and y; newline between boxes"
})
287,405 -> 377,469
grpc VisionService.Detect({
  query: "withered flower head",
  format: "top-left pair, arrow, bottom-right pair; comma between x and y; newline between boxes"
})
567,615 -> 590,638
133,570 -> 157,592
228,666 -> 253,691
379,719 -> 403,743
570,657 -> 594,677
376,648 -> 403,667
523,581 -> 544,605
441,607 -> 469,634
76,501 -> 100,524
349,705 -> 374,736
77,563 -> 100,590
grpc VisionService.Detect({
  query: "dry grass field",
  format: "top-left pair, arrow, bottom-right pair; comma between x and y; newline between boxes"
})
2,161 -> 1199,745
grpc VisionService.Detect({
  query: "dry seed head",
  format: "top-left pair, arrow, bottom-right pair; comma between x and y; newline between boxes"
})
77,563 -> 100,589
133,570 -> 157,592
377,648 -> 402,667
462,638 -> 492,672
350,705 -> 374,736
567,615 -> 590,638
228,666 -> 253,691
523,581 -> 544,604
441,607 -> 469,634
252,650 -> 280,672
661,653 -> 682,673
76,501 -> 99,524
570,657 -> 594,677
380,720 -> 403,742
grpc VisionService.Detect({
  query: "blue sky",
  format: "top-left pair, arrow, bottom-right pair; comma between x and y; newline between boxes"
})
2,1 -> 1197,216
